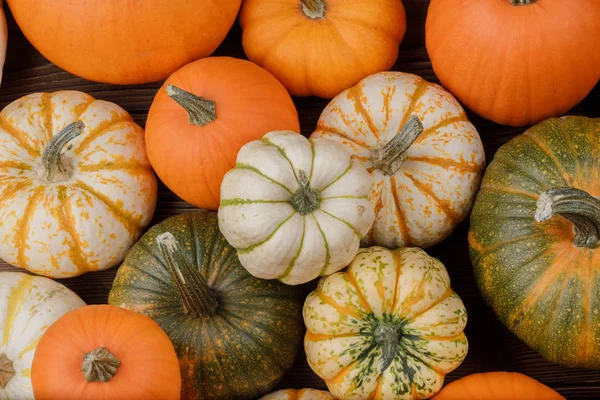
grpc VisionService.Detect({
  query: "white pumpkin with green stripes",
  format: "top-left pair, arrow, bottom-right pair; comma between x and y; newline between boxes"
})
304,247 -> 468,400
218,130 -> 375,285
0,272 -> 85,399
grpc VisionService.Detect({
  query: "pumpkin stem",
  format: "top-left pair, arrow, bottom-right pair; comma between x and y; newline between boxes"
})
510,0 -> 536,5
0,353 -> 14,389
535,187 -> 600,249
373,324 -> 401,374
166,84 -> 216,127
301,0 -> 326,19
372,115 -> 424,176
81,347 -> 120,383
290,170 -> 321,215
42,120 -> 85,182
156,232 -> 219,318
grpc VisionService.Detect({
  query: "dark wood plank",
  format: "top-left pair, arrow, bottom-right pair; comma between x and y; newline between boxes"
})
0,1 -> 599,399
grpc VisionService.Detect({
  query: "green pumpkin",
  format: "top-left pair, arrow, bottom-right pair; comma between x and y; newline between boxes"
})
108,212 -> 305,399
469,116 -> 600,368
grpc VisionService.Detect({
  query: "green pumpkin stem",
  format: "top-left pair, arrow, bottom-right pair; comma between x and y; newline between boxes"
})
81,347 -> 120,383
535,187 -> 600,249
510,0 -> 536,5
42,120 -> 85,182
157,232 -> 219,318
301,0 -> 326,19
373,324 -> 401,374
166,84 -> 216,127
372,115 -> 424,176
0,353 -> 14,389
290,170 -> 321,215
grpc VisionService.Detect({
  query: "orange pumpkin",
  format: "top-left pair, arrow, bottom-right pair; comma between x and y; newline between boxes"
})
240,0 -> 406,98
426,0 -> 600,127
7,0 -> 242,84
145,57 -> 300,210
432,372 -> 564,400
31,305 -> 181,400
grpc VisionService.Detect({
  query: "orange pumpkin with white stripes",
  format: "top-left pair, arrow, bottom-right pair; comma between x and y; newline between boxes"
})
304,246 -> 468,400
312,72 -> 485,249
0,91 -> 157,278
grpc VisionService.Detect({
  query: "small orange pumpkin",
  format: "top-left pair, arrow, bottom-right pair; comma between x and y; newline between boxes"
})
240,0 -> 406,98
432,372 -> 564,400
31,305 -> 181,400
145,57 -> 300,210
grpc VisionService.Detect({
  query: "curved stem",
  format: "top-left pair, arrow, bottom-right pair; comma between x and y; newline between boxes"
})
510,0 -> 536,5
535,187 -> 600,249
42,121 -> 85,182
372,115 -> 424,176
82,347 -> 120,383
373,324 -> 401,374
166,85 -> 216,127
290,170 -> 320,215
157,232 -> 219,318
301,0 -> 326,19
0,353 -> 14,389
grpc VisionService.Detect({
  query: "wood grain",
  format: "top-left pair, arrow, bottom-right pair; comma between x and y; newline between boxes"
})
0,2 -> 598,398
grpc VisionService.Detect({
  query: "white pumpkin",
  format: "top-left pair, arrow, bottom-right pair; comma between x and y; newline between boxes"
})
218,130 -> 375,285
0,91 -> 157,278
304,247 -> 468,400
312,72 -> 485,249
259,388 -> 336,400
0,272 -> 85,399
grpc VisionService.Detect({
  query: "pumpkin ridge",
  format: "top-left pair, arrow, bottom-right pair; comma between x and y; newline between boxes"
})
321,195 -> 368,200
77,161 -> 154,174
390,249 -> 404,311
471,233 -> 548,264
0,117 -> 40,158
523,131 -> 575,186
222,309 -> 296,342
348,84 -> 380,140
17,338 -> 40,360
309,140 -> 315,181
332,104 -> 371,142
73,117 -> 132,156
408,287 -> 454,323
15,186 -> 45,270
305,331 -> 359,342
406,155 -> 482,174
0,180 -> 32,208
315,123 -> 370,149
2,273 -> 35,345
319,208 -> 362,239
493,151 -> 559,191
237,211 -> 297,253
126,243 -> 171,286
277,215 -> 306,280
261,137 -> 301,183
40,93 -> 54,145
317,161 -> 353,193
396,78 -> 428,135
316,286 -> 363,319
220,198 -> 289,207
479,183 -> 538,200
56,185 -> 91,273
343,271 -> 374,314
0,161 -> 31,171
234,163 -> 294,194
412,114 -> 468,146
389,176 -> 412,244
404,171 -> 459,223
401,345 -> 445,377
72,98 -> 95,122
313,214 -> 332,276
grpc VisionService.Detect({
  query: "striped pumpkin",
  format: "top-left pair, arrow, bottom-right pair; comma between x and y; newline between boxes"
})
304,247 -> 468,400
259,389 -> 335,400
0,91 -> 157,278
218,130 -> 375,285
0,272 -> 85,399
470,116 -> 600,368
312,72 -> 485,249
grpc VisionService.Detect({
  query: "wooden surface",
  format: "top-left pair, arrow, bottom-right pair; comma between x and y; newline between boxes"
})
1,2 -> 599,399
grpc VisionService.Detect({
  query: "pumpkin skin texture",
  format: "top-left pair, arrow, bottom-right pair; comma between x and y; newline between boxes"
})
239,0 -> 406,98
0,7 -> 7,85
304,247 -> 468,400
426,0 -> 600,127
0,272 -> 85,400
0,91 -> 157,278
218,130 -> 375,285
31,305 -> 181,400
6,1 -> 242,85
109,212 -> 305,400
312,72 -> 485,250
146,57 -> 300,211
432,372 -> 564,400
469,116 -> 600,368
259,389 -> 335,400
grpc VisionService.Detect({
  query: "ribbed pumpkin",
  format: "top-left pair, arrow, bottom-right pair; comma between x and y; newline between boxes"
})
426,0 -> 600,127
470,116 -> 600,367
260,389 -> 335,400
31,305 -> 181,400
304,247 -> 468,400
218,130 -> 374,285
146,57 -> 299,210
432,372 -> 565,400
0,91 -> 157,278
109,212 -> 305,400
0,6 -> 6,85
7,0 -> 242,84
312,72 -> 485,249
0,272 -> 85,399
240,0 -> 406,98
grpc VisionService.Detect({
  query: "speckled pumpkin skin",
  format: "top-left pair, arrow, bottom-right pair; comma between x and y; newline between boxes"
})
469,116 -> 600,368
109,212 -> 305,400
